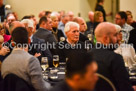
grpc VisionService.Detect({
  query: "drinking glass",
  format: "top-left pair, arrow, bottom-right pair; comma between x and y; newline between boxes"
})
41,57 -> 49,71
53,55 -> 59,68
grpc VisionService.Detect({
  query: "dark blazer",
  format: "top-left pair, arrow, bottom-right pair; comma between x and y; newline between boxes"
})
128,28 -> 136,52
34,28 -> 57,44
0,74 -> 35,91
49,81 -> 72,91
29,35 -> 52,65
79,33 -> 89,42
34,28 -> 57,55
90,44 -> 134,91
55,40 -> 87,62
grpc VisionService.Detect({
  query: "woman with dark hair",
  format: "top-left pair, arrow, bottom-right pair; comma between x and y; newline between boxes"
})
95,0 -> 111,21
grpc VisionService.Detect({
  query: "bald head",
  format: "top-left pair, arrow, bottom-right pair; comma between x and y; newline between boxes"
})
88,11 -> 94,22
95,22 -> 117,44
67,11 -> 74,21
9,21 -> 25,34
73,17 -> 87,32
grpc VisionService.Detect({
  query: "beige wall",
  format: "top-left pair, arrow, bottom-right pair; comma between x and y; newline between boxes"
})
6,0 -> 135,22
120,0 -> 136,20
6,0 -> 80,20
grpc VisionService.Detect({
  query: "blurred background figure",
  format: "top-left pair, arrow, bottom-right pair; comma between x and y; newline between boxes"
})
0,23 -> 11,42
67,11 -> 74,21
95,0 -> 112,22
38,10 -> 45,19
73,17 -> 89,42
114,24 -> 136,68
126,11 -> 136,29
45,11 -> 52,18
0,0 -> 5,22
85,11 -> 94,35
115,11 -> 133,43
58,14 -> 69,38
93,11 -> 104,34
51,12 -> 65,42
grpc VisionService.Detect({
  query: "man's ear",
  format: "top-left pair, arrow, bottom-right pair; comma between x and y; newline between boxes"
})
103,35 -> 109,44
73,74 -> 81,82
41,21 -> 46,26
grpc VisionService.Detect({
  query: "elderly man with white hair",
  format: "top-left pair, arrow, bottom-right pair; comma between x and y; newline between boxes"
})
56,21 -> 87,62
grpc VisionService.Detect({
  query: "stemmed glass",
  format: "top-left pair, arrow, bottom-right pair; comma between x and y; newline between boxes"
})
53,55 -> 59,68
41,57 -> 49,71
41,57 -> 49,79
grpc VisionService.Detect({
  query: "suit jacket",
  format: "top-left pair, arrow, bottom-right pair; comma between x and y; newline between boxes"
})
1,49 -> 49,91
34,28 -> 57,55
49,81 -> 72,91
90,43 -> 134,91
34,28 -> 57,44
128,28 -> 136,52
29,35 -> 52,64
55,40 -> 87,62
79,33 -> 89,42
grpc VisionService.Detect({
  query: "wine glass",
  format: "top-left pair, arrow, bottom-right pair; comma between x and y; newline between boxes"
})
53,55 -> 59,68
87,34 -> 93,41
41,57 -> 49,71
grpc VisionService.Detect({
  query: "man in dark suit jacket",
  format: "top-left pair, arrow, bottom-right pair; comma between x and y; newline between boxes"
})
73,17 -> 89,42
128,28 -> 136,52
34,17 -> 57,55
90,22 -> 134,91
21,19 -> 53,65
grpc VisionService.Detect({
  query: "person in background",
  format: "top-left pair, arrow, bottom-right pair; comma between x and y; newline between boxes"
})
115,11 -> 133,43
67,11 -> 74,21
50,52 -> 98,91
0,35 -> 10,57
1,27 -> 51,91
126,11 -> 136,29
0,23 -> 11,42
0,0 -> 5,22
93,11 -> 104,34
95,0 -> 112,21
91,22 -> 134,91
45,11 -> 51,18
58,14 -> 69,38
73,17 -> 89,42
34,16 -> 57,55
51,12 -> 65,42
21,19 -> 52,64
114,24 -> 136,68
56,22 -> 87,62
85,11 -> 94,36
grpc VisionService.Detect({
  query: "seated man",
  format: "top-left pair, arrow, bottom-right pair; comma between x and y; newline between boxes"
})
114,24 -> 136,67
90,22 -> 134,91
21,19 -> 52,64
73,17 -> 89,42
1,27 -> 50,91
49,52 -> 98,91
56,22 -> 88,62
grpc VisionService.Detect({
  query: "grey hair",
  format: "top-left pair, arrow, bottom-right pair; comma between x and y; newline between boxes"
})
114,24 -> 121,33
64,21 -> 79,33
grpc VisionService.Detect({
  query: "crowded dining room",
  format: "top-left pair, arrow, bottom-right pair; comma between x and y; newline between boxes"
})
0,0 -> 136,91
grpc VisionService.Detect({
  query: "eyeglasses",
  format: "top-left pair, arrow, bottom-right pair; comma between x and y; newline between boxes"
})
115,18 -> 121,20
